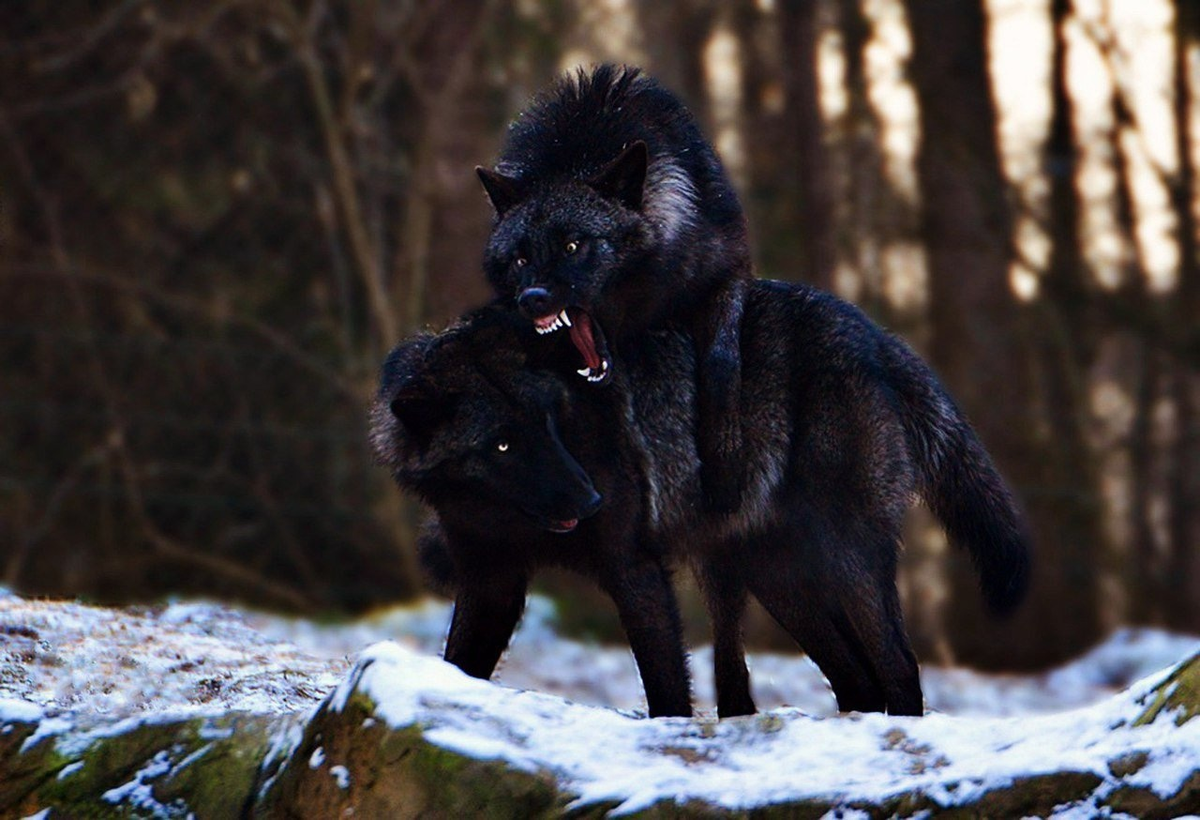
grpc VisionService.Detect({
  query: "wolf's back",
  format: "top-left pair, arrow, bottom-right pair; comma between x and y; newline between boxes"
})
496,64 -> 746,249
882,338 -> 1032,615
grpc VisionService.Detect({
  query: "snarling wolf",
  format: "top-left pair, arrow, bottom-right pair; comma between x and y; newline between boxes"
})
370,308 -> 692,717
372,280 -> 1031,718
475,64 -> 753,513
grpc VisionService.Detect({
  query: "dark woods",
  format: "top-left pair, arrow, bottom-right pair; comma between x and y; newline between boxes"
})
1,0 -> 1197,670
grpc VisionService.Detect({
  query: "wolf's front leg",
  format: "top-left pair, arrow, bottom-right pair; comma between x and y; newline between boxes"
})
603,556 -> 693,717
695,278 -> 747,515
695,552 -> 756,717
443,574 -> 528,680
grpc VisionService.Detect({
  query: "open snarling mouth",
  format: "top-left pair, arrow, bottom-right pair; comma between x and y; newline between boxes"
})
532,307 -> 611,384
527,512 -> 581,533
548,518 -> 578,533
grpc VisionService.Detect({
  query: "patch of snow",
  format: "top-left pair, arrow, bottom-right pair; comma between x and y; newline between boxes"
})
0,590 -> 1196,813
330,764 -> 351,789
4,592 -> 1195,724
101,749 -> 177,814
174,742 -> 214,773
19,716 -> 73,753
0,698 -> 43,723
347,641 -> 1200,814
197,717 -> 235,741
252,596 -> 1200,718
257,719 -> 306,800
0,593 -> 348,719
308,746 -> 325,769
19,810 -> 51,820
56,760 -> 84,780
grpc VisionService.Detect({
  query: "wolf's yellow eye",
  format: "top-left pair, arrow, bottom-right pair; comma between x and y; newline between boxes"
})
564,241 -> 578,255
496,441 -> 509,453
515,257 -> 527,267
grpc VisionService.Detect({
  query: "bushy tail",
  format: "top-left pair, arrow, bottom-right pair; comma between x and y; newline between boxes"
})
883,338 -> 1032,615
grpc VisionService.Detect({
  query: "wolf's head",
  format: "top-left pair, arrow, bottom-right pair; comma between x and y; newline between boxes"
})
478,142 -> 656,386
477,65 -> 707,385
370,311 -> 602,534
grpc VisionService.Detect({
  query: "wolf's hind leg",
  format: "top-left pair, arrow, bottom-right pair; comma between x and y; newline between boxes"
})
746,564 -> 887,714
848,577 -> 923,717
801,538 -> 923,716
695,278 -> 747,515
696,554 -> 756,717
603,557 -> 693,718
444,574 -> 528,680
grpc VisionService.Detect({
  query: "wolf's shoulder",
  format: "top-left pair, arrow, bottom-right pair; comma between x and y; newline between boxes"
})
746,278 -> 895,367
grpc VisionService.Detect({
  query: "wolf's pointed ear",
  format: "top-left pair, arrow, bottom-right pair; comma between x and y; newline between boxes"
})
588,141 -> 647,210
476,167 -> 525,216
389,383 -> 456,444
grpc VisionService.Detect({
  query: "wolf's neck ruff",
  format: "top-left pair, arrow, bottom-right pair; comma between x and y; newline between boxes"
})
643,158 -> 700,245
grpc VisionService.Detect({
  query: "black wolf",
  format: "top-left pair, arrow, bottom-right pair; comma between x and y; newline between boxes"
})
373,281 -> 1031,719
370,308 -> 693,717
475,64 -> 752,513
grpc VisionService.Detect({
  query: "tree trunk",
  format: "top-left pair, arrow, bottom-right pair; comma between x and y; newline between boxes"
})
1165,0 -> 1200,631
779,0 -> 836,289
1021,0 -> 1106,662
1109,77 -> 1161,625
904,0 -> 1103,669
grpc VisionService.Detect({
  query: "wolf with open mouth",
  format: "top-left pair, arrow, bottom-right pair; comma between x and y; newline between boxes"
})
370,307 -> 693,717
375,279 -> 1032,719
475,64 -> 753,512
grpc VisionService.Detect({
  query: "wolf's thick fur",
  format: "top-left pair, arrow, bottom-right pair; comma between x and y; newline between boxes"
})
371,310 -> 693,717
476,64 -> 752,513
373,281 -> 1031,718
651,280 -> 1032,716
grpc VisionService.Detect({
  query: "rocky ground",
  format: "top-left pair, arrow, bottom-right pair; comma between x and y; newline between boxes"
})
1,589 -> 1198,817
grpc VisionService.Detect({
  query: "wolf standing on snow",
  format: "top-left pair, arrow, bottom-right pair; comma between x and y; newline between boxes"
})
475,64 -> 753,513
373,281 -> 1033,719
371,63 -> 1032,720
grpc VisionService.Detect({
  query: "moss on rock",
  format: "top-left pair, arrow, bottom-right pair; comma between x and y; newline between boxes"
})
3,649 -> 1199,818
2,712 -> 285,818
1104,768 -> 1200,819
259,687 -> 572,818
1134,651 -> 1200,727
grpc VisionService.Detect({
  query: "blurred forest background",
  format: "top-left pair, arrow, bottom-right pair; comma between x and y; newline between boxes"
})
1,0 -> 1197,672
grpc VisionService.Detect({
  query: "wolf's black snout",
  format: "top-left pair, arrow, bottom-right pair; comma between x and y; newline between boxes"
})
517,286 -> 553,317
580,489 -> 603,520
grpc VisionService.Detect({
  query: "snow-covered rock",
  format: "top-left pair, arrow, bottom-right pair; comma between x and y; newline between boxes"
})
260,642 -> 1200,818
1,593 -> 1198,817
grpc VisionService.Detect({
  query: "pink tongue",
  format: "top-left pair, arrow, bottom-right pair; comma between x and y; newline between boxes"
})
567,312 -> 601,370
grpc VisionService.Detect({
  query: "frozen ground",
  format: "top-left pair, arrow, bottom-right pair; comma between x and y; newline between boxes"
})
2,589 -> 1198,816
0,587 -> 1196,721
318,640 -> 1200,816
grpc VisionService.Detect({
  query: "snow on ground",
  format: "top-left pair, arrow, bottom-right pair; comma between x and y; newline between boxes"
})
249,595 -> 1200,718
0,587 -> 1197,723
339,641 -> 1200,815
0,589 -> 345,718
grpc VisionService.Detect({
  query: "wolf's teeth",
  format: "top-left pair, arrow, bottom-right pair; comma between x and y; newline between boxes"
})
559,309 -> 571,327
577,367 -> 591,378
601,359 -> 609,371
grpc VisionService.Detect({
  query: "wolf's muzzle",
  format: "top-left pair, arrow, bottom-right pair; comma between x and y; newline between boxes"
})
517,286 -> 554,317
